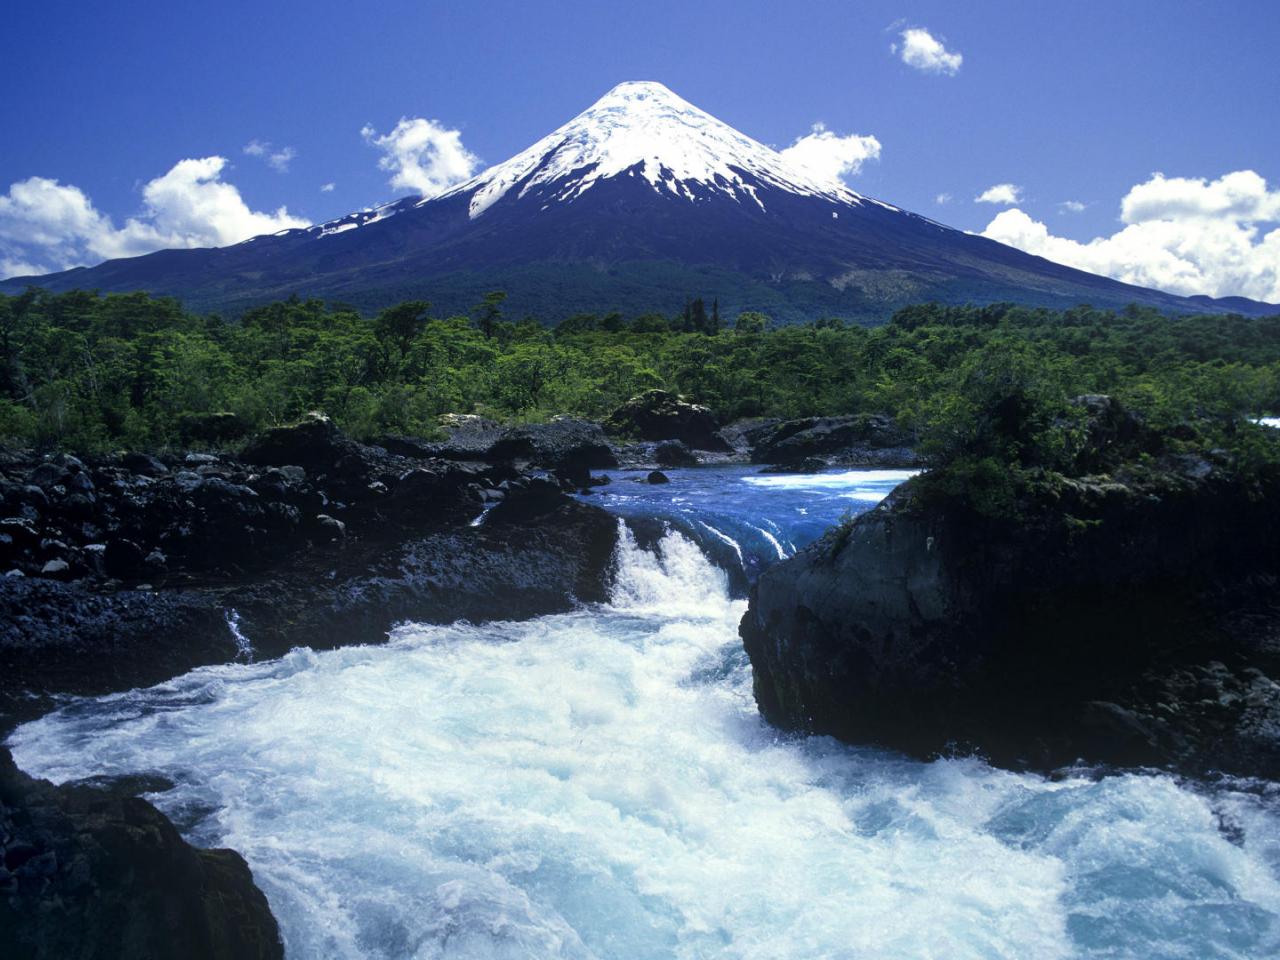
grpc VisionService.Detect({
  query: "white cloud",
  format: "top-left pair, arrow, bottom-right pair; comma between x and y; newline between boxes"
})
897,28 -> 963,75
0,157 -> 309,279
935,192 -> 952,205
244,140 -> 297,173
779,123 -> 881,184
1059,200 -> 1087,213
976,183 -> 1023,205
362,117 -> 479,197
320,182 -> 335,193
981,170 -> 1280,302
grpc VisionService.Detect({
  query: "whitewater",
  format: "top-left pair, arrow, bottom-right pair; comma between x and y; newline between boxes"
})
9,469 -> 1280,959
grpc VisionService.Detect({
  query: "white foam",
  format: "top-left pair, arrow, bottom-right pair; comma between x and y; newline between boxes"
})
9,527 -> 1280,959
743,469 -> 919,490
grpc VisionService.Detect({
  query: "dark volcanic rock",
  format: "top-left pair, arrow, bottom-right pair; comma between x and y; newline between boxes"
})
759,457 -> 828,474
0,748 -> 282,960
604,391 -> 731,451
749,413 -> 920,467
239,412 -> 356,471
741,461 -> 1280,777
485,418 -> 618,486
0,423 -> 620,723
652,440 -> 698,467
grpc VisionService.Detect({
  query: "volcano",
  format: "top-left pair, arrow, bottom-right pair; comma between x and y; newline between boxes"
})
4,81 -> 1274,321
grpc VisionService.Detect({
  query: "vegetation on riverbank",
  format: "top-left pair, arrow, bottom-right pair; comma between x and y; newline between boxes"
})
1,288 -> 1278,459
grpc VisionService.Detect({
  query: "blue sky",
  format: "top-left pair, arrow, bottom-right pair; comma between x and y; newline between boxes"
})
3,0 -> 1279,299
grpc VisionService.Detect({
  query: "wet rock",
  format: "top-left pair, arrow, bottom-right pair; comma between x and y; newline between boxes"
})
759,456 -> 828,474
653,439 -> 698,467
646,470 -> 670,484
604,390 -> 730,451
742,456 -> 1280,778
0,747 -> 283,959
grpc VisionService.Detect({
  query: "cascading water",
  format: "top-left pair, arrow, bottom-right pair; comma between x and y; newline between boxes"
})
8,468 -> 1280,959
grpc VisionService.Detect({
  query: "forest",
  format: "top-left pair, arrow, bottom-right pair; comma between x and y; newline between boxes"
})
1,287 -> 1278,459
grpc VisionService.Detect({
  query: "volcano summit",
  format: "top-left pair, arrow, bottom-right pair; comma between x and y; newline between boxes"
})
4,81 -> 1273,320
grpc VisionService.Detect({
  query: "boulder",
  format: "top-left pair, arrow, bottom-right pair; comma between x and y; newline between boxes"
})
759,456 -> 828,474
741,461 -> 1280,777
240,413 -> 355,472
486,419 -> 618,486
0,748 -> 282,959
646,470 -> 670,485
604,391 -> 730,451
749,413 -> 917,466
652,439 -> 698,467
122,452 -> 169,477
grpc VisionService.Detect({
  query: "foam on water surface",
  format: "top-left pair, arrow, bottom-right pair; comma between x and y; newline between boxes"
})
9,470 -> 1280,959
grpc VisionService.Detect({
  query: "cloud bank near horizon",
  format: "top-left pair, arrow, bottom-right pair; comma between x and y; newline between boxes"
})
0,158 -> 309,279
982,170 -> 1280,303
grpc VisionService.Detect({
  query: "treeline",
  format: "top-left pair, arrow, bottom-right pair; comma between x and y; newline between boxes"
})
1,287 -> 1278,454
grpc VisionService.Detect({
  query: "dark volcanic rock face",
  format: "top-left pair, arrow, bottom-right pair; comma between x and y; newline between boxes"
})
0,748 -> 282,960
0,420 -> 620,725
748,414 -> 921,467
604,390 -> 730,451
741,463 -> 1280,777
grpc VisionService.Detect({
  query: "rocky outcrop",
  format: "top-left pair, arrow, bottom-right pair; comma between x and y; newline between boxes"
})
0,420 -> 619,725
742,432 -> 1280,776
0,418 -> 624,956
484,418 -> 618,485
0,748 -> 281,960
748,413 -> 921,467
604,390 -> 731,451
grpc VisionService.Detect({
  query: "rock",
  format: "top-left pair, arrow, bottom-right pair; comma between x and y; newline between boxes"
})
741,458 -> 1280,778
486,419 -> 618,487
39,559 -> 70,578
652,439 -> 698,467
759,456 -> 828,474
487,477 -> 571,523
28,462 -> 68,490
315,514 -> 346,540
0,747 -> 283,959
104,538 -> 148,580
144,548 -> 168,578
646,470 -> 670,484
67,472 -> 95,494
749,413 -> 917,466
240,413 -> 353,470
428,415 -> 505,460
604,390 -> 731,451
122,452 -> 170,477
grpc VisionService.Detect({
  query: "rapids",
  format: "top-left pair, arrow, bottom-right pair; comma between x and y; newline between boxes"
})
9,468 -> 1280,959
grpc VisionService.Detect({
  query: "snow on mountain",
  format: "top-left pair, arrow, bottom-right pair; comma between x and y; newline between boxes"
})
436,81 -> 877,219
8,80 -> 1276,320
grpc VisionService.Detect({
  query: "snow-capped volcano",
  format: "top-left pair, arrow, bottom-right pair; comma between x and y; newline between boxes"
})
442,80 -> 871,217
6,81 -> 1272,320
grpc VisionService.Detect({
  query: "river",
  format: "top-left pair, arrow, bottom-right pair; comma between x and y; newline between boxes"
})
9,467 -> 1280,958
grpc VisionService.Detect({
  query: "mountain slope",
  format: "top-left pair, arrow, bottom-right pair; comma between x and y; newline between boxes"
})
4,81 -> 1275,321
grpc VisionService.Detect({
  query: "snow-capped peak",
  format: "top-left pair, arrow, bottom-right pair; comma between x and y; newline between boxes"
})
441,80 -> 869,218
